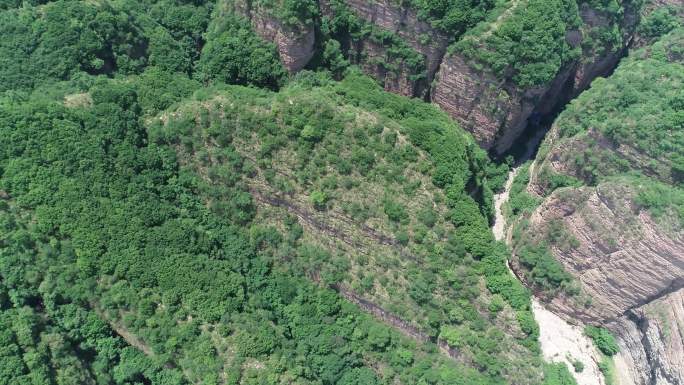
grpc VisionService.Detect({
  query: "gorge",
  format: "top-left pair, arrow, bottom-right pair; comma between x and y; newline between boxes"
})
0,0 -> 681,384
236,0 -> 683,383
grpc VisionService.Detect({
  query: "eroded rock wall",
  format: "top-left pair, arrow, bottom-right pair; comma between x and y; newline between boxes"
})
233,0 -> 315,73
432,1 -> 639,154
520,182 -> 684,323
334,0 -> 450,82
318,0 -> 447,97
515,170 -> 684,384
611,289 -> 684,385
231,0 -> 643,153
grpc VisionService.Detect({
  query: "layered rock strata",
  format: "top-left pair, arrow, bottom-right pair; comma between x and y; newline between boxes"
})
432,1 -> 639,154
232,0 -> 641,153
233,0 -> 315,73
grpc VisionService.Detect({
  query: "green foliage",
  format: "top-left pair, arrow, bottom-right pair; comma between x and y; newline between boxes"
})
257,0 -> 319,27
383,199 -> 409,223
150,70 -> 546,382
638,5 -> 682,41
517,242 -> 573,291
0,0 -> 556,379
0,1 -> 147,92
131,67 -> 202,114
322,39 -> 350,77
572,359 -> 584,373
338,367 -> 380,385
549,29 -> 684,222
585,326 -> 619,356
556,29 -> 684,168
319,0 -> 427,86
488,294 -> 505,313
0,67 -> 543,383
634,179 -> 684,221
196,13 -> 287,89
598,357 -> 616,385
407,0 -> 497,36
455,0 -> 581,87
0,79 -> 446,384
310,190 -> 328,209
234,324 -> 278,357
505,163 -> 541,219
542,363 -> 577,385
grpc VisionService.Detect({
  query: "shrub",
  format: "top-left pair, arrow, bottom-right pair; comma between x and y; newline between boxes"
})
310,190 -> 328,209
542,363 -> 577,385
383,199 -> 409,223
585,326 -> 619,356
572,359 -> 584,373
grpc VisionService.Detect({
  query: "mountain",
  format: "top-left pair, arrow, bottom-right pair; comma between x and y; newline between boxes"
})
505,27 -> 684,385
227,0 -> 642,154
0,0 -> 681,384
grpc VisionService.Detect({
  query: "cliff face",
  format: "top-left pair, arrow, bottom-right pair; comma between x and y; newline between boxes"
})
347,39 -> 418,96
612,289 -> 684,385
516,144 -> 684,385
318,0 -> 449,97
330,0 -> 450,85
233,0 -> 315,73
432,1 -> 639,154
232,0 -> 641,153
431,55 -> 573,153
510,27 -> 684,384
520,181 -> 684,323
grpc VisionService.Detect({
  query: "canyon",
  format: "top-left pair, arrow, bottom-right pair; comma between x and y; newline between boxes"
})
2,0 -> 681,383
228,1 -> 682,383
234,0 -> 640,154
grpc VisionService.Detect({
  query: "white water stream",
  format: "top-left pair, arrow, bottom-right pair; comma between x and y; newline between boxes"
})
492,162 -> 606,385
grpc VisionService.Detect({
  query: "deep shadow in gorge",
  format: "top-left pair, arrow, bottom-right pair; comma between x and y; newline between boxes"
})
492,44 -> 632,166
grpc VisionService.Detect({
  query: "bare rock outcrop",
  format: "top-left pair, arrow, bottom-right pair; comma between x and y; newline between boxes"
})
515,179 -> 684,384
431,54 -> 574,153
349,39 -> 418,96
432,1 -> 639,154
332,0 -> 450,83
319,0 -> 449,97
610,288 -> 684,385
233,0 -> 315,73
524,183 -> 684,322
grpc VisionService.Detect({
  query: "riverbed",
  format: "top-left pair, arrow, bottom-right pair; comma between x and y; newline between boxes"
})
492,164 -> 606,385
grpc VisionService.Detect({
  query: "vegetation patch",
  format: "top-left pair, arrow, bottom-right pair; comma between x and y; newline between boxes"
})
585,326 -> 620,356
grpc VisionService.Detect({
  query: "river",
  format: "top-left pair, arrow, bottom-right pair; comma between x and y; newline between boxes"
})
491,139 -> 606,385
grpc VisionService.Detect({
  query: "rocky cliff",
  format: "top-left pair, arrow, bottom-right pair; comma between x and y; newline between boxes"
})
509,27 -> 684,385
516,129 -> 684,385
229,0 -> 642,153
432,0 -> 639,154
317,0 -> 446,97
231,0 -> 315,73
518,181 -> 684,323
322,0 -> 449,97
612,288 -> 684,385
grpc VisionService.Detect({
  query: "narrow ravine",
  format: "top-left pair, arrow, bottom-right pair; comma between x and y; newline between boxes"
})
492,147 -> 606,385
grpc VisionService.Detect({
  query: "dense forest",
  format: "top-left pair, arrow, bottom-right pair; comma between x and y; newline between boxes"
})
1,0 -> 679,384
0,1 -> 540,384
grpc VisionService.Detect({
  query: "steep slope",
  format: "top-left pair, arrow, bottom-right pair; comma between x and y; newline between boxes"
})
433,0 -> 639,154
224,0 -> 316,73
507,28 -> 684,385
1,75 -> 505,384
632,0 -> 684,48
155,71 -> 549,384
228,0 -> 642,153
